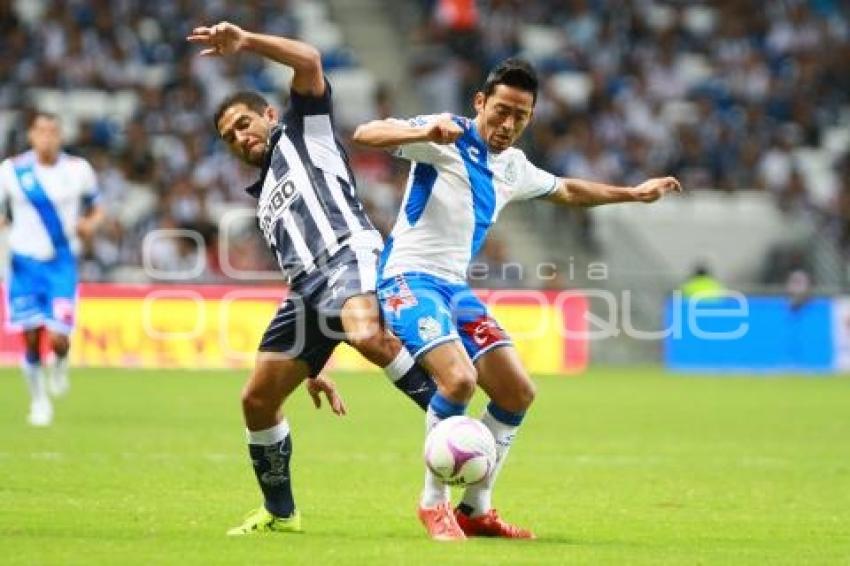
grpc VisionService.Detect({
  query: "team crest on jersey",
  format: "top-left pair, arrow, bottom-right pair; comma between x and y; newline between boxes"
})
418,316 -> 442,342
504,160 -> 518,184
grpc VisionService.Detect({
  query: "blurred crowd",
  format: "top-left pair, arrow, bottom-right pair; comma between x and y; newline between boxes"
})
1,0 -> 306,282
2,0 -> 850,287
408,0 -> 850,278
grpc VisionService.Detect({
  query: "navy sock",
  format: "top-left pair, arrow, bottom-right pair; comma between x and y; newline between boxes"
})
25,349 -> 40,366
248,435 -> 295,518
428,392 -> 467,419
394,364 -> 437,410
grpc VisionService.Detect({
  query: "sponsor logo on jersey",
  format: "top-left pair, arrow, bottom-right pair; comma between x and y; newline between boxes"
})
462,316 -> 507,348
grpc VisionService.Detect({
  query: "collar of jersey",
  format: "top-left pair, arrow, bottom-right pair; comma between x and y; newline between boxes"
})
244,123 -> 284,199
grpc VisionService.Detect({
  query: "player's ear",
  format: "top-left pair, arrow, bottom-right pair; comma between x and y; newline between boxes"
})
473,92 -> 486,114
264,105 -> 278,123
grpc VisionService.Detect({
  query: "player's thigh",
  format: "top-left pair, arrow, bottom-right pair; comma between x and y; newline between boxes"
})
339,293 -> 384,345
453,285 -> 512,362
258,296 -> 338,382
6,254 -> 49,328
245,351 -> 312,407
377,273 -> 457,359
45,253 -> 78,335
419,339 -> 477,399
474,345 -> 536,413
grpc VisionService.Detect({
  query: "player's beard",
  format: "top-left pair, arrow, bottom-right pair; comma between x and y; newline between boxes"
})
245,139 -> 268,167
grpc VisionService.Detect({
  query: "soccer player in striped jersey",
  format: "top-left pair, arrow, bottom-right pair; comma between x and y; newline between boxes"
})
187,22 -> 437,535
354,58 -> 682,540
0,111 -> 104,426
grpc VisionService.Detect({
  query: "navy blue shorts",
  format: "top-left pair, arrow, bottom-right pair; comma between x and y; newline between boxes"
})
258,245 -> 379,375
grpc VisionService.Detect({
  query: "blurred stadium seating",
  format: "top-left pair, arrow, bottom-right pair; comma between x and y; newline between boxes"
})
1,0 -> 849,297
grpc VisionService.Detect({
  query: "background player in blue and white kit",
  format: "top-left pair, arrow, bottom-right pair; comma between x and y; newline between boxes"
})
0,112 -> 104,426
188,21 -> 437,535
354,58 -> 682,540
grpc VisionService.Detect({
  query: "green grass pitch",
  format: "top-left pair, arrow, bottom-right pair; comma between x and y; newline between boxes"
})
1,367 -> 849,565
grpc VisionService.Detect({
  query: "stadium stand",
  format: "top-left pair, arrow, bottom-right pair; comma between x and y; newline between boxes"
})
1,0 -> 849,290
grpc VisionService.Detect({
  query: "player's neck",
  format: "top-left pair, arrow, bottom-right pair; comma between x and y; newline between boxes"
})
34,151 -> 59,166
472,117 -> 505,155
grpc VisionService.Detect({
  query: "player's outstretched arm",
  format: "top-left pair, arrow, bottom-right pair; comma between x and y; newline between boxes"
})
352,114 -> 462,150
546,176 -> 682,207
187,22 -> 324,97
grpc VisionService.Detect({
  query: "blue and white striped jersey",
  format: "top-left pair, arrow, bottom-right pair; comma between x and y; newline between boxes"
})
381,114 -> 558,283
246,79 -> 382,281
0,150 -> 100,260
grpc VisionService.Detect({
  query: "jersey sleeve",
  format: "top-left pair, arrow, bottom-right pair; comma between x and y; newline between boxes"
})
510,153 -> 559,202
79,159 -> 101,210
288,76 -> 333,117
391,114 -> 446,164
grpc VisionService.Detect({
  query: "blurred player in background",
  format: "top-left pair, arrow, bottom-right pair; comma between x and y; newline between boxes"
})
188,22 -> 437,535
354,58 -> 681,540
0,111 -> 103,426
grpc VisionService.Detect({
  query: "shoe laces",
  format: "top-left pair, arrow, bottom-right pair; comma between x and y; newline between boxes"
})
434,503 -> 460,535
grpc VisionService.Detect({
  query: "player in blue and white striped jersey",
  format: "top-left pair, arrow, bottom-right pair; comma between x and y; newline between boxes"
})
354,58 -> 682,540
0,111 -> 104,427
188,21 -> 436,536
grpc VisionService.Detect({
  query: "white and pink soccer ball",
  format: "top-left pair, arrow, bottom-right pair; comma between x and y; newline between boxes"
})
423,416 -> 497,487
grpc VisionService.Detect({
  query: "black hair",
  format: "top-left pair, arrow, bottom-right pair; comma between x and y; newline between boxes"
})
27,110 -> 59,128
213,91 -> 270,131
481,58 -> 539,104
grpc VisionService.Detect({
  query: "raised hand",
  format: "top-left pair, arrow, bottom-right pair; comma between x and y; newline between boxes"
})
187,22 -> 248,56
632,177 -> 682,203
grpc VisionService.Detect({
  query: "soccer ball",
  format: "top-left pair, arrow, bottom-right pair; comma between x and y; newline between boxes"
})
423,416 -> 497,487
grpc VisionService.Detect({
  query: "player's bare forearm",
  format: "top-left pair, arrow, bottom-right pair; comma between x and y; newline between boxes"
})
353,115 -> 462,149
188,23 -> 323,96
77,205 -> 105,240
352,120 -> 430,149
242,32 -> 323,94
547,176 -> 682,207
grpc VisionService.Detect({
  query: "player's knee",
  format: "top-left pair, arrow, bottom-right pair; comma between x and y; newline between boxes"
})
492,377 -> 536,413
349,330 -> 394,366
240,386 -> 276,420
516,379 -> 536,411
51,335 -> 70,357
441,364 -> 477,401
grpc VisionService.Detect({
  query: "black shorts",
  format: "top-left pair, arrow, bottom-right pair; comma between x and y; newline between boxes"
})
258,245 -> 379,374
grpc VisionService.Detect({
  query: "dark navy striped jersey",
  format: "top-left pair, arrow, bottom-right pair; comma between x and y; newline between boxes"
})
245,79 -> 382,281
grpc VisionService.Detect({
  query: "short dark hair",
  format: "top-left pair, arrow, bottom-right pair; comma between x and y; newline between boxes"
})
27,110 -> 59,129
481,58 -> 539,104
213,91 -> 270,131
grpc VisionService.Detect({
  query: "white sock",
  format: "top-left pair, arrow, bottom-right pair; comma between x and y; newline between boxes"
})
22,359 -> 48,403
420,406 -> 450,508
246,419 -> 291,445
460,408 -> 520,517
52,355 -> 69,380
382,347 -> 414,383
